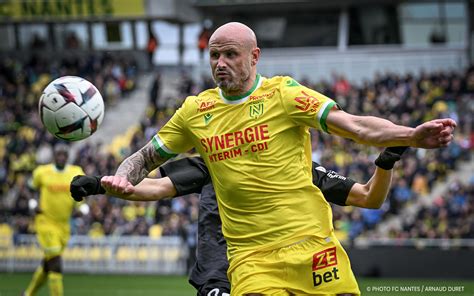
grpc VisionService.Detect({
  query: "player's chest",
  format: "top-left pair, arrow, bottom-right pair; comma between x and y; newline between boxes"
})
189,91 -> 283,137
42,172 -> 71,192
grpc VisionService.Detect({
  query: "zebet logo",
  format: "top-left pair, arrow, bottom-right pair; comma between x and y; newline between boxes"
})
312,247 -> 340,287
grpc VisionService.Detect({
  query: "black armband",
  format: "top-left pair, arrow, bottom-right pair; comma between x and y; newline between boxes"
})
159,157 -> 210,196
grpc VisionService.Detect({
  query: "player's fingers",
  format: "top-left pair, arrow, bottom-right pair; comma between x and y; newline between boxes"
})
439,128 -> 453,137
111,176 -> 124,191
100,176 -> 113,188
439,134 -> 454,146
118,178 -> 129,193
124,184 -> 135,195
428,122 -> 443,132
433,118 -> 457,128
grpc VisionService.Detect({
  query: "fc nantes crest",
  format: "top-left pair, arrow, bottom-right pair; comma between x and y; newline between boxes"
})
249,102 -> 264,119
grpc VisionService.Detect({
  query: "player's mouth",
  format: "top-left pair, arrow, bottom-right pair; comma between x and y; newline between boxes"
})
216,72 -> 230,78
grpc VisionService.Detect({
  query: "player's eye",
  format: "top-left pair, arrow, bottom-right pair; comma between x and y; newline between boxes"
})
210,52 -> 219,59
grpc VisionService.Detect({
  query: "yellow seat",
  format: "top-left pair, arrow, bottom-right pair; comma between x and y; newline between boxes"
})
0,224 -> 13,248
149,224 -> 163,239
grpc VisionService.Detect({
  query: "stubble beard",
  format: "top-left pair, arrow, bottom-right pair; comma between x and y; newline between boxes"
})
214,69 -> 251,95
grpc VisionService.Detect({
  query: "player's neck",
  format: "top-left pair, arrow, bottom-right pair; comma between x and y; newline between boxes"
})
221,73 -> 260,101
54,164 -> 66,171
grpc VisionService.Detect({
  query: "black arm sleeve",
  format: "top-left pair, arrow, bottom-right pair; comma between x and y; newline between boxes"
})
311,162 -> 356,206
159,157 -> 211,196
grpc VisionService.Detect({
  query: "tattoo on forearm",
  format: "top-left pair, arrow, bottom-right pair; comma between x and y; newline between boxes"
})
116,141 -> 167,185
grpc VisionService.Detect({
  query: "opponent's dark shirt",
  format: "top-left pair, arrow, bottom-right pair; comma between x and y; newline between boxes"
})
160,157 -> 355,294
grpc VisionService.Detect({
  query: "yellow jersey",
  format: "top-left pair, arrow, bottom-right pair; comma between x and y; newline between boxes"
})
32,164 -> 84,226
156,75 -> 337,258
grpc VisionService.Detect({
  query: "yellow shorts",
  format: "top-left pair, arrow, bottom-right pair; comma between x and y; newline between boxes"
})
229,232 -> 360,295
35,214 -> 70,259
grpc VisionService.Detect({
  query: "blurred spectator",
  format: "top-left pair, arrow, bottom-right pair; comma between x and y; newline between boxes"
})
149,72 -> 161,111
146,23 -> 159,68
197,24 -> 211,60
65,32 -> 80,49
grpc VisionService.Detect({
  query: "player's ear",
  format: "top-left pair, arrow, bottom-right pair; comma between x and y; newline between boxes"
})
251,47 -> 260,66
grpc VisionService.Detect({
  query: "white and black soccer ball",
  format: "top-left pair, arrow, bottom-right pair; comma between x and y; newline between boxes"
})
39,76 -> 105,141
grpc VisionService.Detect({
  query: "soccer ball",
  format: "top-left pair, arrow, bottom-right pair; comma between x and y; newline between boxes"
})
39,76 -> 105,141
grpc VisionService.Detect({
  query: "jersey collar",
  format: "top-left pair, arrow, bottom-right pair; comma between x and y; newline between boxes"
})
219,74 -> 263,105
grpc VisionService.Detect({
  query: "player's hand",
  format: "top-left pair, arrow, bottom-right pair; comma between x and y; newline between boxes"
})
100,175 -> 135,196
411,118 -> 456,148
70,175 -> 106,202
375,146 -> 408,170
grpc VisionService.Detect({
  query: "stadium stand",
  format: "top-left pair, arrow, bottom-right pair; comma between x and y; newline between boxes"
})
1,61 -> 472,246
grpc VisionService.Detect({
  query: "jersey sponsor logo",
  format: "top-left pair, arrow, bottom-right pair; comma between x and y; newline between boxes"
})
249,102 -> 264,119
294,91 -> 321,113
204,113 -> 213,125
207,288 -> 230,296
315,166 -> 327,173
312,247 -> 337,271
199,124 -> 270,162
326,171 -> 347,180
249,89 -> 275,102
46,184 -> 70,193
196,99 -> 217,112
312,247 -> 340,287
312,267 -> 340,287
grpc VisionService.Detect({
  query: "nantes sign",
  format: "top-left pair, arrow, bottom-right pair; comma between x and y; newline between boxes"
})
0,0 -> 145,20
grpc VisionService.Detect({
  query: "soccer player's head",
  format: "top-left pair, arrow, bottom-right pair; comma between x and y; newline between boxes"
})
209,22 -> 260,95
53,143 -> 69,170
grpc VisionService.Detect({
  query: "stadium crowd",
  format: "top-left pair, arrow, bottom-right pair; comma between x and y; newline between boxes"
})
1,58 -> 472,248
0,53 -> 137,233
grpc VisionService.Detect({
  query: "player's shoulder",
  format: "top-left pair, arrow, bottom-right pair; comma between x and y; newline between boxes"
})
66,165 -> 84,174
263,75 -> 301,89
187,88 -> 219,103
184,87 -> 219,112
34,163 -> 53,174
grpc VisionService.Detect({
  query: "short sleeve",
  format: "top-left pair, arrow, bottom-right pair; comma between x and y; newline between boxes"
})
155,97 -> 195,158
159,157 -> 210,196
311,162 -> 355,206
279,77 -> 338,133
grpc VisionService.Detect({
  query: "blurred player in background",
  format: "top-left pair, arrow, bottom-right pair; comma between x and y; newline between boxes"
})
71,147 -> 407,295
24,144 -> 85,296
85,22 -> 455,295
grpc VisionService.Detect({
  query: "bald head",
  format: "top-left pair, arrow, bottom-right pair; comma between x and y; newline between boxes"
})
208,22 -> 260,96
209,22 -> 257,50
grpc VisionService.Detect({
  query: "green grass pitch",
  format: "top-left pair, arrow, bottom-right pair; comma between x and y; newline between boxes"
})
1,273 -> 473,295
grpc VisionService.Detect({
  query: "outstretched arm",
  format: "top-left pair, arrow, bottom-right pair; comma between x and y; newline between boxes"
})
70,157 -> 209,202
345,167 -> 392,209
115,141 -> 167,185
102,157 -> 209,201
315,147 -> 407,209
99,177 -> 177,201
102,140 -> 169,196
326,109 -> 455,148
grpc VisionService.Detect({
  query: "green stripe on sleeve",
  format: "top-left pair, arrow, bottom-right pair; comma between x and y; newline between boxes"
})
152,136 -> 177,159
320,101 -> 337,134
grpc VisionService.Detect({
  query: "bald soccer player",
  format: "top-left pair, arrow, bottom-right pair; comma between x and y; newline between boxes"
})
71,148 -> 407,296
94,22 -> 455,295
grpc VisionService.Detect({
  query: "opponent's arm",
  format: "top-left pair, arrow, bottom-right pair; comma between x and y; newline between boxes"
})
70,157 -> 209,202
325,109 -> 455,148
316,147 -> 407,209
103,157 -> 209,200
344,167 -> 392,209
